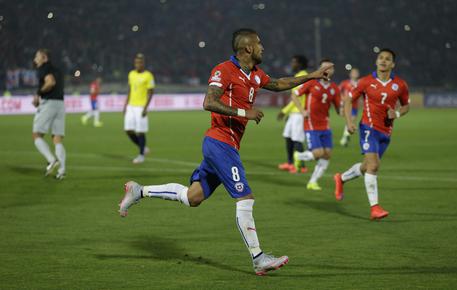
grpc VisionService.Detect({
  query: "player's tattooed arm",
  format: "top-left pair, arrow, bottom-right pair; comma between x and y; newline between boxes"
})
263,63 -> 334,92
203,86 -> 237,116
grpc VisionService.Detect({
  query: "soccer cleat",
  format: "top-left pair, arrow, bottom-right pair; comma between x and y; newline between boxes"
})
333,173 -> 344,201
55,172 -> 66,180
370,205 -> 389,220
119,181 -> 143,217
306,182 -> 322,191
94,121 -> 103,127
81,115 -> 89,125
278,162 -> 291,171
253,253 -> 289,276
300,167 -> 308,174
288,165 -> 297,174
45,160 -> 60,177
132,155 -> 145,164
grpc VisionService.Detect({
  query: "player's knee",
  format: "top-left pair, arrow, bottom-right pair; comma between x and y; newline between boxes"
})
188,194 -> 204,207
366,161 -> 379,173
313,149 -> 324,159
323,151 -> 332,159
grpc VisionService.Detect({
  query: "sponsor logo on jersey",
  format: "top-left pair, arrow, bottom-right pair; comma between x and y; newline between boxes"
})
211,70 -> 221,82
254,75 -> 261,85
235,182 -> 244,192
392,83 -> 399,91
238,76 -> 246,83
370,84 -> 377,89
315,86 -> 320,90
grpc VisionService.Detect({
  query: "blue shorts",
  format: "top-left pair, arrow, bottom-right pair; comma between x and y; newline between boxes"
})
91,100 -> 98,110
305,130 -> 333,150
351,108 -> 358,117
190,137 -> 251,199
359,123 -> 391,158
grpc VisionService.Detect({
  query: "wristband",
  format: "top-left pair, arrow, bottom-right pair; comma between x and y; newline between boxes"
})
237,108 -> 246,117
395,111 -> 401,118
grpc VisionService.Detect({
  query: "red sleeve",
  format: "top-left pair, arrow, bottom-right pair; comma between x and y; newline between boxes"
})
349,78 -> 366,101
258,69 -> 271,88
399,80 -> 410,105
208,64 -> 230,91
296,80 -> 312,96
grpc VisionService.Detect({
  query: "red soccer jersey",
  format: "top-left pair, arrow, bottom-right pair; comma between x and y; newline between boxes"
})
339,79 -> 359,109
90,81 -> 100,101
205,57 -> 270,150
350,73 -> 410,136
296,80 -> 341,131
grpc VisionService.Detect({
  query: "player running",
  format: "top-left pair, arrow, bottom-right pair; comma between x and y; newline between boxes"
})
339,68 -> 360,146
333,49 -> 410,220
81,77 -> 103,127
292,59 -> 341,190
118,28 -> 333,275
277,55 -> 309,174
123,54 -> 155,164
32,49 -> 66,179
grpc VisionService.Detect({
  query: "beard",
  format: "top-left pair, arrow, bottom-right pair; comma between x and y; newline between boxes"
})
252,54 -> 263,65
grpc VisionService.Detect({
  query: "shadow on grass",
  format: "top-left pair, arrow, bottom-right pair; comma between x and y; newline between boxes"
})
285,198 -> 366,220
94,235 -> 253,275
8,165 -> 43,175
248,174 -> 307,188
275,263 -> 457,278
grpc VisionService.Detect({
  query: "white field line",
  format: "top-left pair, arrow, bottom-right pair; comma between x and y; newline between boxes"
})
1,150 -> 457,183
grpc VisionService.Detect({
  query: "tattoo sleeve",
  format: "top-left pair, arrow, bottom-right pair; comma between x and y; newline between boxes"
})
263,75 -> 313,92
203,85 -> 237,116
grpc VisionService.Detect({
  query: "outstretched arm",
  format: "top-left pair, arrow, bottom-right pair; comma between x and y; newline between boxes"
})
203,86 -> 264,124
263,63 -> 334,92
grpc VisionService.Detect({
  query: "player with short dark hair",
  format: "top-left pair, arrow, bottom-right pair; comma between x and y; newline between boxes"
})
123,53 -> 155,164
277,55 -> 309,174
32,48 -> 66,179
339,68 -> 360,146
334,48 -> 410,220
118,28 -> 333,275
292,59 -> 341,190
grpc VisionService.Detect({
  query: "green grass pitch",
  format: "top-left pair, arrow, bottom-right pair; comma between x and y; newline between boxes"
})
1,108 -> 456,289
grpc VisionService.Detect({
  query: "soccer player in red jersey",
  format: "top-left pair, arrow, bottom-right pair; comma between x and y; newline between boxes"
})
118,28 -> 333,275
292,59 -> 341,190
334,49 -> 410,220
338,68 -> 360,146
81,77 -> 103,127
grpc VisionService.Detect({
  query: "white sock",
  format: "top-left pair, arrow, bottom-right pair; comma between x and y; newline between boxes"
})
364,173 -> 378,206
55,143 -> 66,174
94,110 -> 100,123
34,138 -> 55,163
309,159 -> 329,183
236,199 -> 262,259
296,150 -> 315,161
342,125 -> 350,137
142,183 -> 190,206
341,162 -> 362,182
84,111 -> 93,119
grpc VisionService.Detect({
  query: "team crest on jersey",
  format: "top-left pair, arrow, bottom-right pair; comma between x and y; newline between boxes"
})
211,70 -> 221,82
363,142 -> 370,150
234,182 -> 244,192
315,86 -> 320,90
392,83 -> 399,91
254,75 -> 261,85
330,88 -> 335,95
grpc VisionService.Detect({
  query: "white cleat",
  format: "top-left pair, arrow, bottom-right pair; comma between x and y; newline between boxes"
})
55,172 -> 66,180
45,160 -> 60,177
119,181 -> 143,217
132,155 -> 145,164
253,253 -> 289,276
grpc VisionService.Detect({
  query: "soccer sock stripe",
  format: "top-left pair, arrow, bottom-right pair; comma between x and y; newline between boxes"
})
143,183 -> 190,206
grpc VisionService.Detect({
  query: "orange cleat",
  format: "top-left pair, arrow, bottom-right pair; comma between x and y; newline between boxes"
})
288,165 -> 298,174
333,173 -> 344,201
300,167 -> 308,174
278,163 -> 292,171
370,205 -> 389,220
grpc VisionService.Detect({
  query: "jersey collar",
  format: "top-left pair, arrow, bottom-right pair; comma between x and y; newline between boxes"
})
372,71 -> 395,80
230,55 -> 258,71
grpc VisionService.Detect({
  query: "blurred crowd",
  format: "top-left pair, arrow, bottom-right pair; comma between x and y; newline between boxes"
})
1,0 -> 456,92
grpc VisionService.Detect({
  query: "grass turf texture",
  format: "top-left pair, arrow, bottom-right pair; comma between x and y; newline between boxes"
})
1,108 -> 456,289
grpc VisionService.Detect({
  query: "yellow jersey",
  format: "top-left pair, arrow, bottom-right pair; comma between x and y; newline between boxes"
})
128,70 -> 155,106
281,70 -> 308,114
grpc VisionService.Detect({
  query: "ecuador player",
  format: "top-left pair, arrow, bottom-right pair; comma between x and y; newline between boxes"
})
334,49 -> 410,220
123,54 -> 155,164
277,55 -> 309,174
118,28 -> 333,275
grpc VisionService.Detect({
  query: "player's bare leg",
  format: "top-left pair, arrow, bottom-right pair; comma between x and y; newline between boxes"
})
340,115 -> 356,147
362,153 -> 389,220
52,135 -> 66,180
33,132 -> 59,176
235,194 -> 288,275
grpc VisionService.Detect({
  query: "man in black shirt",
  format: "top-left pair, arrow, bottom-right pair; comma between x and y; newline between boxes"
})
32,49 -> 66,179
